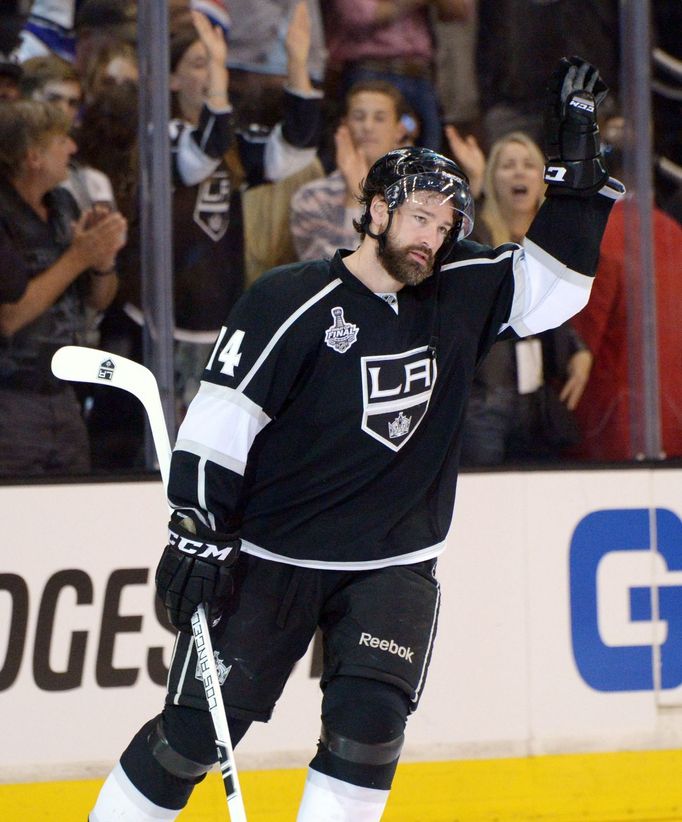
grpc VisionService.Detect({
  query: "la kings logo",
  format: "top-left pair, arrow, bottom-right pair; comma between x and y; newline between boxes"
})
361,345 -> 436,451
195,650 -> 231,686
194,169 -> 231,241
98,358 -> 115,381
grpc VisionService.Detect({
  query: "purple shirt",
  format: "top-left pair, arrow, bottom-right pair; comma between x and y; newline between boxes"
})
325,0 -> 433,67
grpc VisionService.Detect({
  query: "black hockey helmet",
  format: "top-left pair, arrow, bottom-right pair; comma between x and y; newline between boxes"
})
356,146 -> 475,243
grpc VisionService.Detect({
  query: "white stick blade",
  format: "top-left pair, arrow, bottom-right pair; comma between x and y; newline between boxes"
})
51,345 -> 172,485
51,345 -> 149,391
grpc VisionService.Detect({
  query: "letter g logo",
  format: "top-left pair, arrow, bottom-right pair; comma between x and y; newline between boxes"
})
569,508 -> 682,692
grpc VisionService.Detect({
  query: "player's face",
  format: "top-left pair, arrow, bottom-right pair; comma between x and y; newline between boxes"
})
345,91 -> 406,165
171,39 -> 210,118
492,140 -> 544,218
378,195 -> 455,286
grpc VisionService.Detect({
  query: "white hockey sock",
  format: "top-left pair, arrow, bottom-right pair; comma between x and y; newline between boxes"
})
90,761 -> 180,821
296,767 -> 390,821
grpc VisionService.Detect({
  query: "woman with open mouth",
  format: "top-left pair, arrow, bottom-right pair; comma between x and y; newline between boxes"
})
447,129 -> 593,466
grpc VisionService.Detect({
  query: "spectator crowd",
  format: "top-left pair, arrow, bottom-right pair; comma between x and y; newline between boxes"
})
0,0 -> 680,478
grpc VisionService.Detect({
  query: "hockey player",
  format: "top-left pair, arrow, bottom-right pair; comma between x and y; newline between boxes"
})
90,57 -> 623,820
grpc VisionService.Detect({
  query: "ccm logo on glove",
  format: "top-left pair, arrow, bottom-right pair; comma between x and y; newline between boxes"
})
168,528 -> 237,561
568,96 -> 595,114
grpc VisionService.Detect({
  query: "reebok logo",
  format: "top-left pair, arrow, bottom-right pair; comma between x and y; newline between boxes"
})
359,632 -> 414,663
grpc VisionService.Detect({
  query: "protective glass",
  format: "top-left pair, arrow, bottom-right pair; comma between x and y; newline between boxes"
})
384,172 -> 475,240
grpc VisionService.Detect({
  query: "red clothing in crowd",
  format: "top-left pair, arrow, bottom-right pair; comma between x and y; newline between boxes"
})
571,201 -> 682,460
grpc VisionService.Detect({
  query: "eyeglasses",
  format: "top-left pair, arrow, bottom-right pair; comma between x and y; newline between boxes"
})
44,91 -> 81,109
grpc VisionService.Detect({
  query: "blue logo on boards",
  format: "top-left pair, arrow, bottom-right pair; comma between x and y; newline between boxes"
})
570,508 -> 682,692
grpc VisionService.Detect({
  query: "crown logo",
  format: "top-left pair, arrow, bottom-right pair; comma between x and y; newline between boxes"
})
388,411 -> 412,439
196,651 -> 232,686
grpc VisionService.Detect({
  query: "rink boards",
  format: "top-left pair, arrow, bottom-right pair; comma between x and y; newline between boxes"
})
2,467 -> 682,817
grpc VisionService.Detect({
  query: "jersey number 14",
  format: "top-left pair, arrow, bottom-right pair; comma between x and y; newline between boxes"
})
207,328 -> 245,376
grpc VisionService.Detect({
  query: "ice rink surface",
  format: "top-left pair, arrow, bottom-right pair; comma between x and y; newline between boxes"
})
2,750 -> 682,821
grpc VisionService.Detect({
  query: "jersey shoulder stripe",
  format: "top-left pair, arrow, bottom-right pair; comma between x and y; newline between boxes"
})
440,246 -> 515,272
237,276 -> 343,392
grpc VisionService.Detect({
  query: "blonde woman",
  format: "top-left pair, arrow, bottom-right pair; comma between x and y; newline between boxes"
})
447,128 -> 593,465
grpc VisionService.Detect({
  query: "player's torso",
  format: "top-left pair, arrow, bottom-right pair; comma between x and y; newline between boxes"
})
239,254 -> 502,562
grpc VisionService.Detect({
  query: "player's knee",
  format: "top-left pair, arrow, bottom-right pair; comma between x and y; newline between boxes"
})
121,706 -> 225,810
162,703 -> 253,759
117,706 -> 251,811
161,704 -> 223,768
150,713 -> 215,780
310,676 -> 410,790
119,714 -> 209,811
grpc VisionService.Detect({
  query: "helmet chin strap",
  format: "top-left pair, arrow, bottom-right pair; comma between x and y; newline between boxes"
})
364,210 -> 394,253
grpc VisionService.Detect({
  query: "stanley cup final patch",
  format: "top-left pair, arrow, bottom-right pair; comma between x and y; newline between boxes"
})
325,306 -> 358,353
360,346 -> 437,451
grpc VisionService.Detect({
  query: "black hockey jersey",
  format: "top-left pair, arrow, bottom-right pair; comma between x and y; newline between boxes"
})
168,191 -> 617,568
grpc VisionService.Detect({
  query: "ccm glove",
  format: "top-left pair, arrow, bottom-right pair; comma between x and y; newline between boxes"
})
544,55 -> 610,196
155,512 -> 241,634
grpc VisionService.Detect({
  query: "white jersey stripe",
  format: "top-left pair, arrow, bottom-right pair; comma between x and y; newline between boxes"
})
414,580 -> 441,702
172,636 -> 194,706
440,248 -> 515,272
166,632 -> 180,690
237,278 -> 343,391
240,538 -> 446,570
523,236 -> 594,288
505,239 -> 593,336
174,119 -> 221,186
175,383 -> 272,475
175,439 -> 248,476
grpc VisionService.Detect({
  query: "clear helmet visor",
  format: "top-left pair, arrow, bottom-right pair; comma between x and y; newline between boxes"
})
384,172 -> 475,241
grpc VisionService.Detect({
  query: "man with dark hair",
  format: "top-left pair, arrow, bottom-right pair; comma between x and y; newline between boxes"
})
290,79 -> 410,261
90,58 -> 623,821
20,53 -> 82,116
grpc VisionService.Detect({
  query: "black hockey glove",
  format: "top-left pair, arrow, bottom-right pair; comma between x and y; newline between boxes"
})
155,512 -> 241,634
543,55 -> 610,196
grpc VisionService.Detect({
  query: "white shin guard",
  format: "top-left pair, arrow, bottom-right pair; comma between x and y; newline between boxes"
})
90,762 -> 180,821
296,768 -> 390,821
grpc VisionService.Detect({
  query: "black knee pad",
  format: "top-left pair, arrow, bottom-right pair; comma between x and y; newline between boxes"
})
119,716 -> 204,811
162,704 -> 253,762
310,675 -> 410,790
119,707 -> 253,811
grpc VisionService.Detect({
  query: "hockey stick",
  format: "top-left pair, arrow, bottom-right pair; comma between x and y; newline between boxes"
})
51,345 -> 247,822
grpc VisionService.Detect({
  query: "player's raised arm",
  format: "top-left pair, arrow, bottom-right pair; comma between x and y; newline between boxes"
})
504,56 -> 625,338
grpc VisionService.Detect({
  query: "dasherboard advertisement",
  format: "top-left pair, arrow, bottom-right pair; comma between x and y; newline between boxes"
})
2,468 -> 682,779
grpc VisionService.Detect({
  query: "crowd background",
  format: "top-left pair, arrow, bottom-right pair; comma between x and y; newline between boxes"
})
0,0 -> 680,480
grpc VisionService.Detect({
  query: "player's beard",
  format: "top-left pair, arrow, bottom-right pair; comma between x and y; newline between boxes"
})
377,234 -> 435,286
